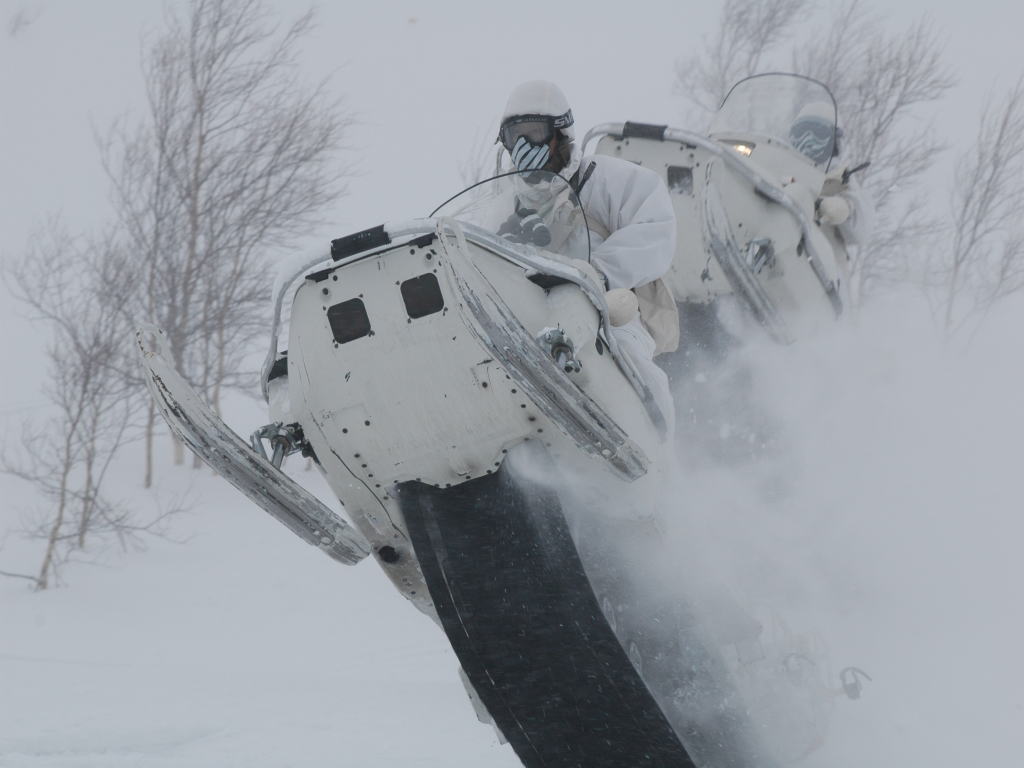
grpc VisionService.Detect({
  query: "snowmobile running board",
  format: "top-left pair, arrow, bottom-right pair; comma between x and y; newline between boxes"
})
135,326 -> 371,566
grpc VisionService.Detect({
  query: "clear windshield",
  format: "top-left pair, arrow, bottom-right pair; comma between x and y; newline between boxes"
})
430,170 -> 591,264
709,73 -> 839,167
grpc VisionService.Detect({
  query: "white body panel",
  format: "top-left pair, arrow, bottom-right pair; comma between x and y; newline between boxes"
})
285,225 -> 669,612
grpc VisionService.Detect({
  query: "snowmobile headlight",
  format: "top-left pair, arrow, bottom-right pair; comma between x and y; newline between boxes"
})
731,142 -> 754,157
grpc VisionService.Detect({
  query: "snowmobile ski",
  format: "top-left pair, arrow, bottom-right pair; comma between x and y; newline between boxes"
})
135,326 -> 371,566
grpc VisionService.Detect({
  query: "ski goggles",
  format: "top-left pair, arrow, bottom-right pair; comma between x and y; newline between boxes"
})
789,117 -> 836,165
498,110 -> 573,151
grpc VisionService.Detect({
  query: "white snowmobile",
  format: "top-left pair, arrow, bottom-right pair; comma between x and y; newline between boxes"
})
137,168 -> 797,767
580,73 -> 863,463
138,74 -> 868,768
585,72 -> 855,348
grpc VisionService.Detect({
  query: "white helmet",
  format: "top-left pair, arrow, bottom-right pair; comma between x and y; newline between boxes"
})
498,80 -> 577,175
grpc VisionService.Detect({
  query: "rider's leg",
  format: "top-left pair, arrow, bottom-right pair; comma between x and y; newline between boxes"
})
611,317 -> 675,439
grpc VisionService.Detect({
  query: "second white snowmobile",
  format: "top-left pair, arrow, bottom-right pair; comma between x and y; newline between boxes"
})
574,73 -> 865,464
585,72 -> 856,346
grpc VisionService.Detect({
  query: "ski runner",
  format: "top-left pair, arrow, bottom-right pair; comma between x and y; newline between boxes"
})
497,80 -> 679,436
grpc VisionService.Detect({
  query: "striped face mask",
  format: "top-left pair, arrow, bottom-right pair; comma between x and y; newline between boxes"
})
509,135 -> 551,172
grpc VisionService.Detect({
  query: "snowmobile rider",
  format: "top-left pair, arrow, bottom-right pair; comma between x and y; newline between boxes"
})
788,101 -> 874,248
497,80 -> 679,436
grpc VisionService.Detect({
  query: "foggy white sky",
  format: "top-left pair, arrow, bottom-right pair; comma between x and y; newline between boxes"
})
2,5 -> 1023,765
0,0 -> 1020,412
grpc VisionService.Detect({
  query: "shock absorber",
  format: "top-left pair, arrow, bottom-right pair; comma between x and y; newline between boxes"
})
538,327 -> 582,373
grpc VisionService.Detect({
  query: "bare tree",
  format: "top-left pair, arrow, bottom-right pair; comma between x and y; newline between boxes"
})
675,0 -> 811,119
459,128 -> 503,187
7,4 -> 43,38
676,0 -> 954,305
793,3 -> 954,299
1,226 -> 168,590
101,0 -> 350,477
934,77 -> 1024,337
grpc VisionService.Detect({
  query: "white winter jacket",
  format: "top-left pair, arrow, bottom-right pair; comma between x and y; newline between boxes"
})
569,154 -> 679,354
509,152 -> 679,352
574,154 -> 677,291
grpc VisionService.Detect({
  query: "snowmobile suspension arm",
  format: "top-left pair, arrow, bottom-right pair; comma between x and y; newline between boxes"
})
249,422 -> 306,469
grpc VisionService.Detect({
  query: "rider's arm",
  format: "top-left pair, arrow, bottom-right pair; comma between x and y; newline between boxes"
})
580,157 -> 677,290
834,178 -> 874,246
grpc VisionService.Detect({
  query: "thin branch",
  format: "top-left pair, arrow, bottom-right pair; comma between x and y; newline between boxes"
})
0,569 -> 41,585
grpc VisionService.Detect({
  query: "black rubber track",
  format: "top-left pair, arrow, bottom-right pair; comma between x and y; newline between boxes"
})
396,468 -> 698,768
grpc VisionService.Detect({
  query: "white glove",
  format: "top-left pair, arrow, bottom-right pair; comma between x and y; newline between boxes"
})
818,195 -> 851,226
605,288 -> 639,327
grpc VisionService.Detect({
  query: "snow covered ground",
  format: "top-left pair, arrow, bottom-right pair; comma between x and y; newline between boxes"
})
3,293 -> 1022,767
664,294 -> 1024,766
0,442 -> 521,767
